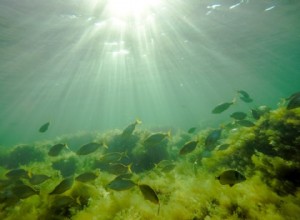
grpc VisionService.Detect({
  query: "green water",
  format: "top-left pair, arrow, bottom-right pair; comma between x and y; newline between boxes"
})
1,0 -> 299,146
0,1 -> 300,219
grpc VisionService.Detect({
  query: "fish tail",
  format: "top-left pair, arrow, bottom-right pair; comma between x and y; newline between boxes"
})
102,142 -> 109,149
122,150 -> 129,159
65,144 -> 70,150
28,170 -> 33,179
167,130 -> 171,138
135,118 -> 142,124
232,97 -> 237,104
128,163 -> 133,174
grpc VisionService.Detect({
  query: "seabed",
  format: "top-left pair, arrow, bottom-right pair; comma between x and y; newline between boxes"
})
0,100 -> 299,220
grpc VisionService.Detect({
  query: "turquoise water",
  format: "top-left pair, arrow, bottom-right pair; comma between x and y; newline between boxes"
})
1,0 -> 299,145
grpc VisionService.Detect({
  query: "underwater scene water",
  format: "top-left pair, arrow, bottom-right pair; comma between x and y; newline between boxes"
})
1,0 -> 300,219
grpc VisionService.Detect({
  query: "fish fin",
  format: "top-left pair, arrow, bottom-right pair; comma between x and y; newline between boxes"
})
229,184 -> 234,187
215,176 -> 220,180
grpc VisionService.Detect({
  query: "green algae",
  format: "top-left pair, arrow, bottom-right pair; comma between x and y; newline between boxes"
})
0,105 -> 299,220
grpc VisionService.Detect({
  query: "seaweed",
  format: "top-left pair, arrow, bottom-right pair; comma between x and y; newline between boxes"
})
0,99 -> 300,219
1,145 -> 45,169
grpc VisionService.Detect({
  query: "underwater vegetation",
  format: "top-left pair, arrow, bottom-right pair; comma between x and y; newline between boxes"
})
0,145 -> 45,169
0,91 -> 300,219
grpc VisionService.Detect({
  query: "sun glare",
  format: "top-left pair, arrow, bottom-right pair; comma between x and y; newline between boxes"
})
108,0 -> 161,18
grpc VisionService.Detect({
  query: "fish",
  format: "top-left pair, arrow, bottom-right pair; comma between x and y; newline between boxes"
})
76,142 -> 103,155
75,171 -> 98,183
179,140 -> 199,155
0,179 -> 11,190
39,122 -> 50,133
216,170 -> 246,187
216,143 -> 230,151
98,152 -> 128,164
285,91 -> 300,101
155,160 -> 174,169
12,184 -> 39,199
106,163 -> 132,175
121,119 -> 142,137
155,160 -> 176,173
187,127 -> 197,134
139,184 -> 160,214
48,143 -> 68,157
51,158 -> 77,177
114,173 -> 133,181
236,120 -> 255,127
49,177 -> 74,195
29,174 -> 51,185
237,90 -> 253,103
161,164 -> 176,173
143,131 -> 171,146
287,93 -> 300,110
230,112 -> 247,120
106,178 -> 136,191
205,129 -> 222,150
240,96 -> 253,103
237,90 -> 250,98
212,100 -> 235,114
51,195 -> 76,208
5,169 -> 30,179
